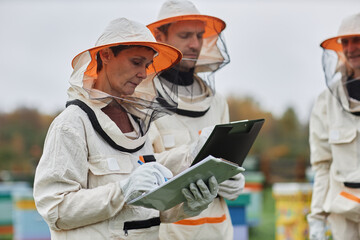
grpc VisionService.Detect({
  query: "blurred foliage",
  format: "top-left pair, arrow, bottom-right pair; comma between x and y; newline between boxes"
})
0,108 -> 55,182
0,96 -> 311,184
227,95 -> 310,183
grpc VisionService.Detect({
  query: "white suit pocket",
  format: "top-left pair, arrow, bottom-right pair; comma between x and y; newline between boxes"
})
160,129 -> 191,150
330,188 -> 360,222
87,155 -> 134,188
329,127 -> 357,175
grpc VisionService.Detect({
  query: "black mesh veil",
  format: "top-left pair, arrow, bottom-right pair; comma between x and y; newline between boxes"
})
84,68 -> 179,135
153,23 -> 230,114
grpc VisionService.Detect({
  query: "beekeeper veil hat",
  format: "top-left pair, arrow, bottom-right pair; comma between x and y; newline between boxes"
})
68,18 -> 182,132
320,12 -> 360,114
147,0 -> 230,96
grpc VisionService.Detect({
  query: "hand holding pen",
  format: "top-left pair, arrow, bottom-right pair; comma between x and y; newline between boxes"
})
137,156 -> 169,183
119,160 -> 173,202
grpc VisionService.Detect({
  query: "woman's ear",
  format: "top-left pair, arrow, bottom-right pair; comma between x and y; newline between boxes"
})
99,48 -> 112,64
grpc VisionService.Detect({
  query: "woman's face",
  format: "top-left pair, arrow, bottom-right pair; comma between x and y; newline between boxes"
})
97,47 -> 155,97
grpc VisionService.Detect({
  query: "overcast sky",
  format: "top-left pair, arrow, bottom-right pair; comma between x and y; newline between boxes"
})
1,0 -> 359,122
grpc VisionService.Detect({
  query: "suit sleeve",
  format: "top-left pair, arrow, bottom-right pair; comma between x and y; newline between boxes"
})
307,92 -> 332,222
33,122 -> 125,230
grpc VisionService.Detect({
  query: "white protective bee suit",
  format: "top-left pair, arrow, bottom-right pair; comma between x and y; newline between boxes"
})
149,86 -> 233,240
307,12 -> 360,240
33,18 -> 218,240
147,1 -> 244,239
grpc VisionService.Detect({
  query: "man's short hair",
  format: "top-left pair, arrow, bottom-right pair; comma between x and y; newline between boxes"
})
157,23 -> 172,36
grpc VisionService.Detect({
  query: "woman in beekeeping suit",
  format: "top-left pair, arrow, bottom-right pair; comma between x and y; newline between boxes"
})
33,17 -> 219,240
308,12 -> 360,240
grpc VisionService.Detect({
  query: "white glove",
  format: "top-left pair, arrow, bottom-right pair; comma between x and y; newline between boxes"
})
190,125 -> 215,160
218,173 -> 245,200
308,218 -> 326,240
182,176 -> 219,216
120,162 -> 173,202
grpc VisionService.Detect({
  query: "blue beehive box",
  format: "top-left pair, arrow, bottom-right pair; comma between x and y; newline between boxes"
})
12,188 -> 51,240
226,193 -> 251,225
0,182 -> 30,239
226,192 -> 251,240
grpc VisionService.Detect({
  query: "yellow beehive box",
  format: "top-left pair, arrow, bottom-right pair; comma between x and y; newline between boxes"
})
273,183 -> 312,240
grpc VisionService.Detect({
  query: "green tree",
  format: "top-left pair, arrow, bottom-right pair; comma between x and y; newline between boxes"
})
0,107 -> 54,181
226,96 -> 310,183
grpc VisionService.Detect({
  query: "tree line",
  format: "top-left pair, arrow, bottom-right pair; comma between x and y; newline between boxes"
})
0,96 -> 311,184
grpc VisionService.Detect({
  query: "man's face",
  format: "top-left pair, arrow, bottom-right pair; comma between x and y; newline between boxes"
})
157,20 -> 205,72
341,36 -> 360,76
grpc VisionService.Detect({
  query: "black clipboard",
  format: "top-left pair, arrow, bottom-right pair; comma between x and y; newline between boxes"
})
191,119 -> 265,166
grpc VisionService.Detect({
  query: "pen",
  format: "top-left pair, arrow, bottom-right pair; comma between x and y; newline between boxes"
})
138,157 -> 168,182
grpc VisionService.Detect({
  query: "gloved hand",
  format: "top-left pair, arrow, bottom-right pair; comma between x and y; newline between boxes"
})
308,218 -> 326,240
182,176 -> 219,216
218,173 -> 245,201
120,162 -> 173,202
190,125 -> 215,160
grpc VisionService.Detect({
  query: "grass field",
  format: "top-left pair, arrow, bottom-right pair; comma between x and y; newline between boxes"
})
248,186 -> 276,240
